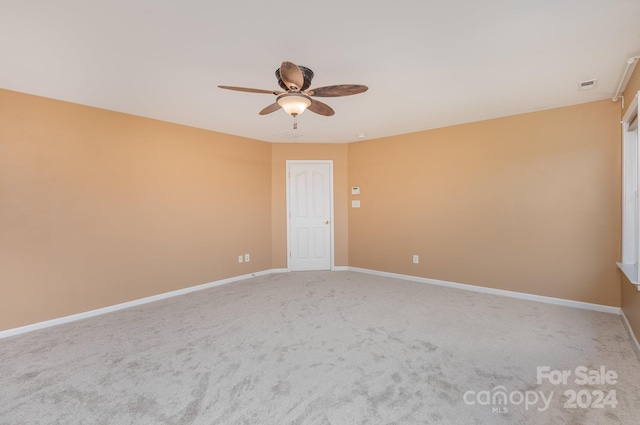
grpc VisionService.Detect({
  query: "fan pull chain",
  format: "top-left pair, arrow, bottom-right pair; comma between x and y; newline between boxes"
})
293,114 -> 298,130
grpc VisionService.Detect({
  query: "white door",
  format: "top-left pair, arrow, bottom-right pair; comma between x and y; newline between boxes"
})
287,161 -> 333,271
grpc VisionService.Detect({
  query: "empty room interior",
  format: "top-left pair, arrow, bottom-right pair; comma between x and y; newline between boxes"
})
2,1 -> 640,424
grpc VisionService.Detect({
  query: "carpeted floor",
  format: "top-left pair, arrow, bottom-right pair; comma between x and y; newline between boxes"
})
1,271 -> 639,424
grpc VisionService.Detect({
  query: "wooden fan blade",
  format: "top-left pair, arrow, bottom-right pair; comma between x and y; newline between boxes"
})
307,84 -> 368,97
218,85 -> 280,95
307,99 -> 335,116
280,62 -> 304,91
259,102 -> 282,115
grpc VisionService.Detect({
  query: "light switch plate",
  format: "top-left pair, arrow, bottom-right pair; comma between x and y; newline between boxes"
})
352,200 -> 361,208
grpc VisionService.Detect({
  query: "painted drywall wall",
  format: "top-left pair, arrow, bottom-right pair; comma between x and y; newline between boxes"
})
0,89 -> 272,331
621,63 -> 640,342
1,87 -> 626,332
348,100 -> 621,306
271,144 -> 348,269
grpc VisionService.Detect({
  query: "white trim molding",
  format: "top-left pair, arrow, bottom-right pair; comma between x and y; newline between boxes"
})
0,269 -> 289,339
348,267 -> 621,315
2,267 -> 627,340
619,92 -> 640,290
617,262 -> 640,290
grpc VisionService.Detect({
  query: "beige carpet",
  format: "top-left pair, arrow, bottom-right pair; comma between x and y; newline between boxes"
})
1,271 -> 639,424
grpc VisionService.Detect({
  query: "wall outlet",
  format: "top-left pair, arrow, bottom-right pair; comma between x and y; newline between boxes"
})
244,253 -> 250,262
238,255 -> 243,263
412,255 -> 419,264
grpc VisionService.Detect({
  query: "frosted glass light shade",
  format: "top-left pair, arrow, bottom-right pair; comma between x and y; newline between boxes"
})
277,94 -> 312,116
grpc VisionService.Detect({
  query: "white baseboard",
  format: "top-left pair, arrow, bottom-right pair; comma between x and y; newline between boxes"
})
0,268 -> 289,340
332,266 -> 349,271
348,267 -> 622,315
269,268 -> 289,274
2,267 -> 626,340
621,309 -> 640,354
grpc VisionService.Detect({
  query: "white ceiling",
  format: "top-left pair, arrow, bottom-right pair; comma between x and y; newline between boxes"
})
1,0 -> 639,143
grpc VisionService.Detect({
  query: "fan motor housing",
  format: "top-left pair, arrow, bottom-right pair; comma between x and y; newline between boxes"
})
276,66 -> 314,91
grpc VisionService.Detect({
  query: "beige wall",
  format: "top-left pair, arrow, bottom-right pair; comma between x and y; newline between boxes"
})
621,63 -> 640,342
0,89 -> 272,331
621,275 -> 640,341
1,87 -> 628,332
271,144 -> 349,268
348,100 -> 621,306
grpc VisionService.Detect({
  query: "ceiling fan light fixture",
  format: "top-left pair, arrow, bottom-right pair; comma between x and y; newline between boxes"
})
277,93 -> 312,116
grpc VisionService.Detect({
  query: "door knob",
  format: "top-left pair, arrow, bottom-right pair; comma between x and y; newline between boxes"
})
325,220 -> 329,224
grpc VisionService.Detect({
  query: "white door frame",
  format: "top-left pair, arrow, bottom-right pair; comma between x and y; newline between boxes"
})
286,160 -> 335,271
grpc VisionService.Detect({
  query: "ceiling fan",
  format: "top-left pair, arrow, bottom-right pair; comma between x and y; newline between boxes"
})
218,61 -> 368,129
